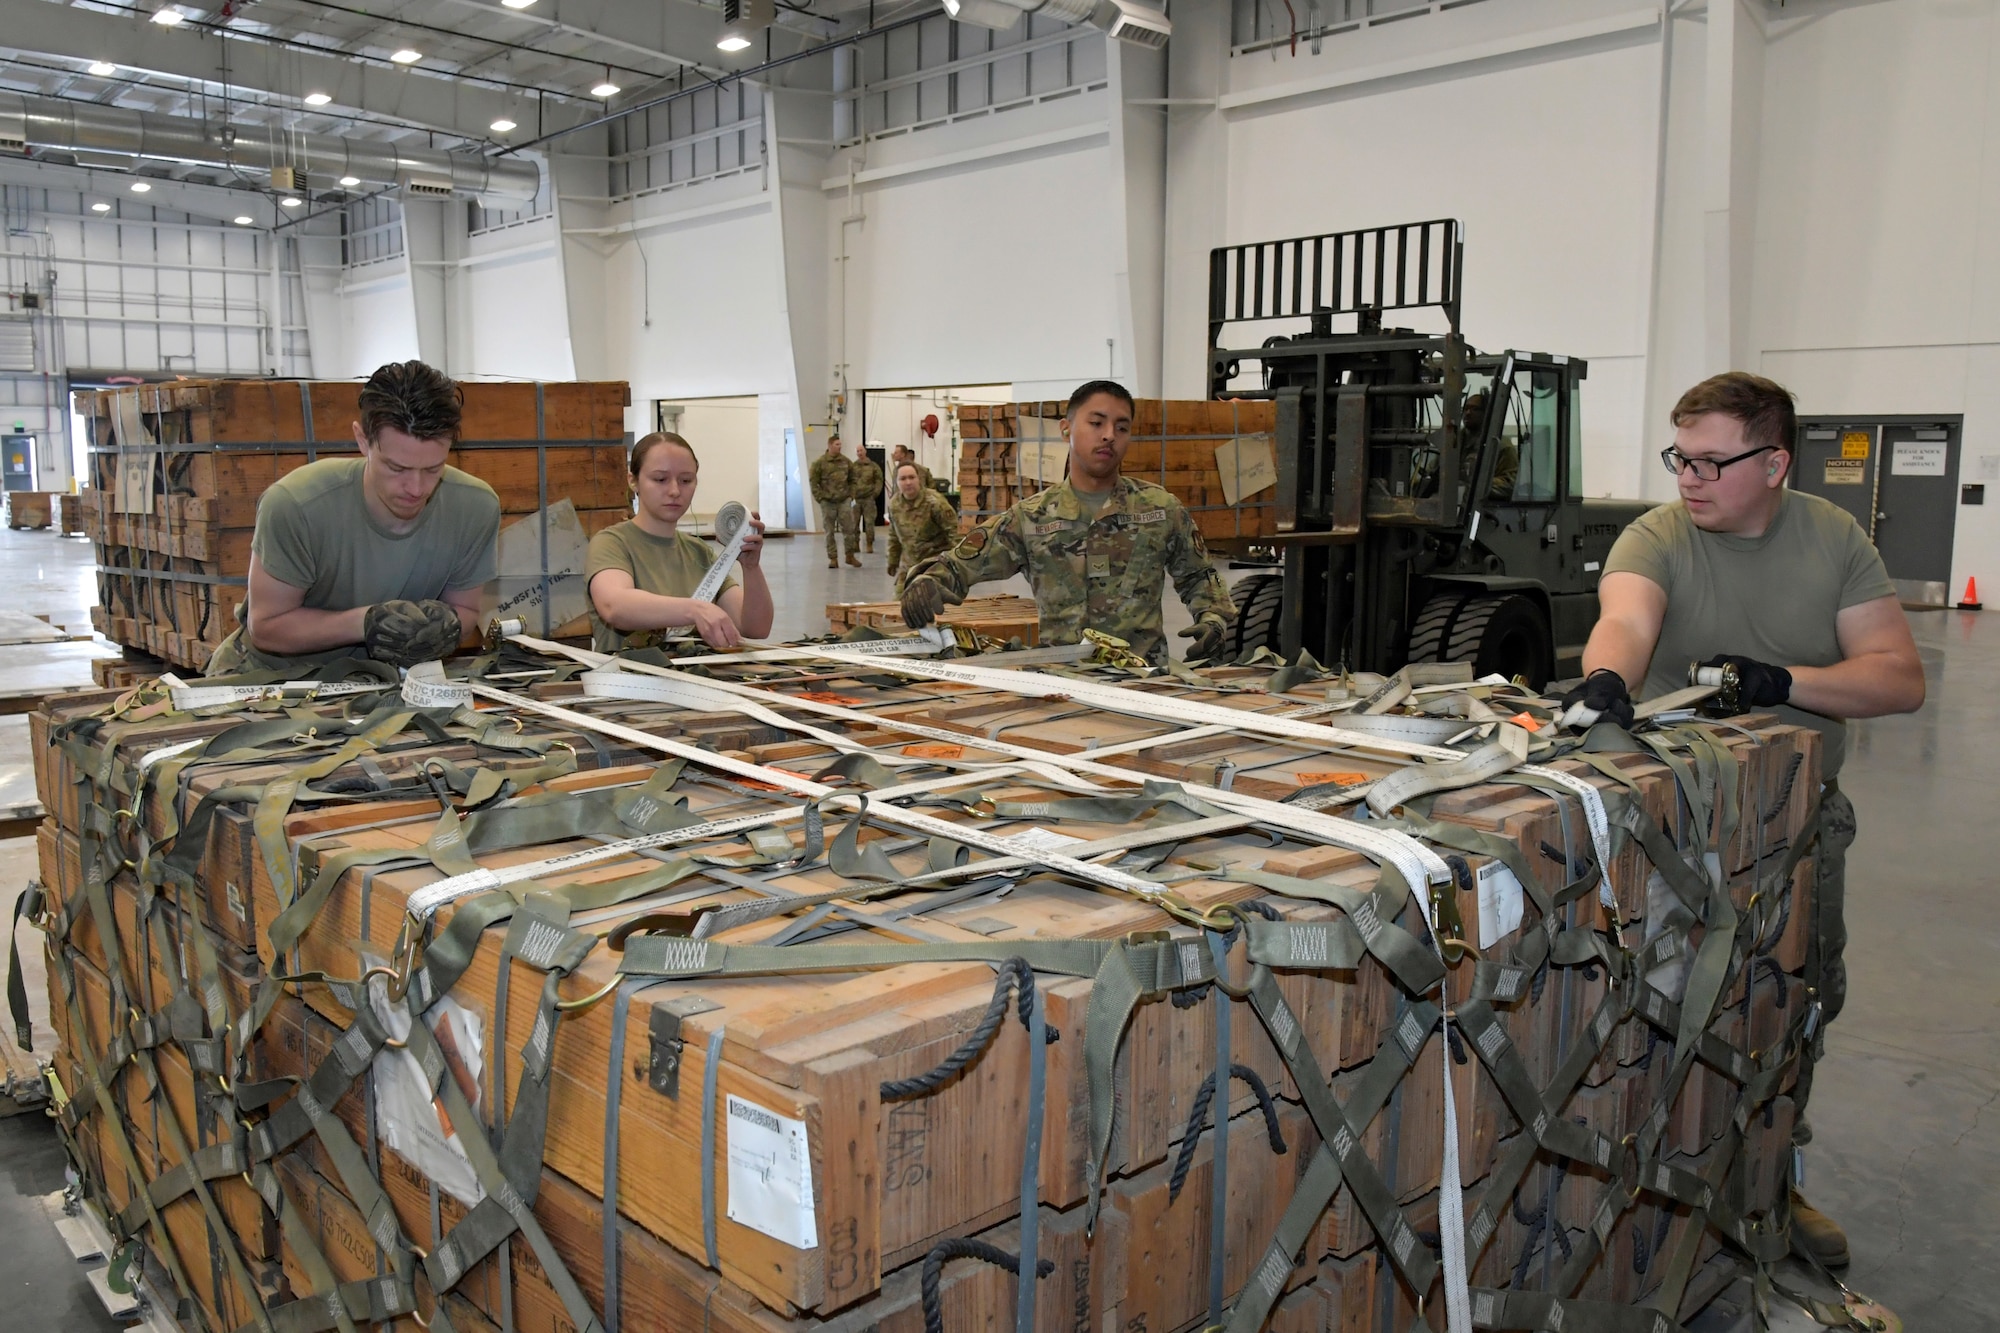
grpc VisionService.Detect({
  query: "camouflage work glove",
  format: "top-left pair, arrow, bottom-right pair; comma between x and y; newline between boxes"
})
363,599 -> 464,667
1177,613 -> 1229,662
900,576 -> 947,629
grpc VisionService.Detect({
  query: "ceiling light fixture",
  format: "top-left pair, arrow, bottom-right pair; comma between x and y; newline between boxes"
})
150,7 -> 185,24
500,0 -> 537,8
90,202 -> 111,212
389,48 -> 422,64
304,92 -> 332,106
716,34 -> 751,51
281,197 -> 303,208
88,61 -> 117,76
590,67 -> 620,97
234,215 -> 253,225
490,118 -> 517,133
130,181 -> 152,193
718,0 -> 772,52
338,175 -> 361,187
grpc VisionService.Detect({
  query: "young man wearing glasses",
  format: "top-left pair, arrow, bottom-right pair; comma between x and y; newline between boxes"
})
1565,371 -> 1924,1270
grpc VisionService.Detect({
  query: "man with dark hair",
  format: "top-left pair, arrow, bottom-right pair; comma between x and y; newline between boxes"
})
204,359 -> 501,675
1565,370 -> 1924,1268
850,443 -> 885,555
811,433 -> 859,569
900,380 -> 1234,664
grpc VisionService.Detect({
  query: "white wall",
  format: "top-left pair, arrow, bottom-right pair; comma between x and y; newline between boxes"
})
1750,0 -> 2000,599
334,264 -> 421,380
660,396 -> 762,516
460,218 -> 576,381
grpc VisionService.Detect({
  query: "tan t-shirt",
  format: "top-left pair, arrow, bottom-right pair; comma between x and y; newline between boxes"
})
586,520 -> 740,652
1603,490 -> 1896,776
205,458 -> 500,675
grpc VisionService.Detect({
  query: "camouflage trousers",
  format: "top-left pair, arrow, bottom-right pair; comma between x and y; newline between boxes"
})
1791,783 -> 1855,1147
821,498 -> 858,561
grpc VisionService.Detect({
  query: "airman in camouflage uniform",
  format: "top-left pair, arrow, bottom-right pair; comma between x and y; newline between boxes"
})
886,464 -> 963,591
849,449 -> 885,553
810,436 -> 859,568
886,447 -> 937,574
901,380 -> 1234,666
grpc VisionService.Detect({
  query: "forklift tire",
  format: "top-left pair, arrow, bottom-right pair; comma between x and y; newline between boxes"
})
1407,591 -> 1554,689
1229,572 -> 1285,660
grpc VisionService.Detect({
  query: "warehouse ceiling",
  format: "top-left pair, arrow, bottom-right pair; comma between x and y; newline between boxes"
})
0,0 -> 898,157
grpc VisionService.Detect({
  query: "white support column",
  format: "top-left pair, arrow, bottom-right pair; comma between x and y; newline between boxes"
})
1109,42 -> 1169,395
402,197 -> 455,372
1160,0 -> 1232,397
1703,0 -> 1764,375
767,85 -> 833,524
551,148 -> 614,382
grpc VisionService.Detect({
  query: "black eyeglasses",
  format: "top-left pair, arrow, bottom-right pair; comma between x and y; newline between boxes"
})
1659,444 -> 1779,482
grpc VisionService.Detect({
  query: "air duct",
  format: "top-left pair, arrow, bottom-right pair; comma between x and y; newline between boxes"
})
941,0 -> 1169,45
0,91 -> 540,203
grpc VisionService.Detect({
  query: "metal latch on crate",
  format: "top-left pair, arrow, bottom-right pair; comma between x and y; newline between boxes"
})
646,996 -> 722,1097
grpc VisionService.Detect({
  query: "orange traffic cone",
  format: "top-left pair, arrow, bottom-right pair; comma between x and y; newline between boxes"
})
1958,577 -> 1983,611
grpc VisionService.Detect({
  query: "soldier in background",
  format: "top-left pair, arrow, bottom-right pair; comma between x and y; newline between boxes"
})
850,444 -> 885,555
810,434 -> 859,569
900,380 -> 1234,666
886,444 -> 937,575
886,461 -> 961,591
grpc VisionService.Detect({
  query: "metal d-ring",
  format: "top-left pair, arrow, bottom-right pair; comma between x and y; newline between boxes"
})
555,975 -> 620,1014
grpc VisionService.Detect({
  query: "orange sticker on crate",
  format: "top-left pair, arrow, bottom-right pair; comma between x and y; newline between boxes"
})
1506,712 -> 1543,732
902,743 -> 966,759
1295,772 -> 1370,787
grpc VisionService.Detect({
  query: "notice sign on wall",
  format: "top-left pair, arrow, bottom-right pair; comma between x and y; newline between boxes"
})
1841,431 -> 1872,460
1891,441 -> 1948,476
1823,459 -> 1868,486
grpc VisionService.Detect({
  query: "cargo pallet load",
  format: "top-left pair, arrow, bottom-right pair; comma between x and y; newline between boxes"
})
826,594 -> 1041,645
20,638 -> 1825,1333
74,379 -> 635,671
956,401 -> 1280,544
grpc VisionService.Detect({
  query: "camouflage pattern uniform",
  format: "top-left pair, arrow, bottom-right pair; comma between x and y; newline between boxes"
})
886,460 -> 938,572
907,477 -> 1234,665
810,451 -> 857,563
849,454 -> 885,553
887,487 -> 963,592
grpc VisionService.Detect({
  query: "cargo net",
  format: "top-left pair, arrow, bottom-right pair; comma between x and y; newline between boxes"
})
14,645 -> 1853,1333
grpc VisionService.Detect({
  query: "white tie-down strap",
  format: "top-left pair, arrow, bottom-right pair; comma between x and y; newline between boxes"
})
163,677 -> 385,711
1519,763 -> 1617,911
688,502 -> 752,605
580,667 -> 925,768
400,662 -> 473,710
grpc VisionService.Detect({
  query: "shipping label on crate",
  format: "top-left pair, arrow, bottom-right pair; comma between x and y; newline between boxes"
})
1016,412 -> 1069,486
1214,434 -> 1278,505
726,1095 -> 818,1249
483,498 -> 591,634
112,392 -> 159,515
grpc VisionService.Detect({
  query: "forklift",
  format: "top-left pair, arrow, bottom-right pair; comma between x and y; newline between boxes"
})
1208,219 -> 1652,688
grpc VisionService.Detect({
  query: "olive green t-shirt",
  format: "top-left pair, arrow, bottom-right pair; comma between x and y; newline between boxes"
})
1603,490 -> 1896,776
205,458 -> 500,676
585,520 -> 740,653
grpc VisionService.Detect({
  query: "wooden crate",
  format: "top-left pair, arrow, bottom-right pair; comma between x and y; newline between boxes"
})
30,657 -> 1814,1333
6,490 -> 54,528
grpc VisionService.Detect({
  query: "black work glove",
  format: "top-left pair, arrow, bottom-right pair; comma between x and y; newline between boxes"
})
363,599 -> 464,667
1558,668 -> 1635,730
1699,654 -> 1792,712
1177,613 -> 1229,662
899,576 -> 947,629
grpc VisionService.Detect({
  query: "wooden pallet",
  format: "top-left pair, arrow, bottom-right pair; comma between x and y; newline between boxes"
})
29,655 -> 1815,1333
75,379 -> 635,669
6,490 -> 54,529
825,594 -> 1041,645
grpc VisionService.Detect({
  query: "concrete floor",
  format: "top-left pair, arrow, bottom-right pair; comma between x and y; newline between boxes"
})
0,518 -> 1987,1328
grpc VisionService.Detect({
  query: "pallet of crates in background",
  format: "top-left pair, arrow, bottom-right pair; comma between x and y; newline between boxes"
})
75,378 -> 637,672
25,654 -> 1818,1333
824,593 -> 1041,644
956,398 -> 1282,545
7,490 -> 56,529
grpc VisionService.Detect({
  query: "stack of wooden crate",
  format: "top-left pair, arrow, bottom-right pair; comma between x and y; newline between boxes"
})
825,592 -> 1041,644
28,651 -> 1817,1333
77,379 -> 634,670
956,400 -> 1282,544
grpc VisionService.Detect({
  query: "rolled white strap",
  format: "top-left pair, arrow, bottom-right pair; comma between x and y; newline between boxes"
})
688,502 -> 751,605
401,662 -> 472,710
